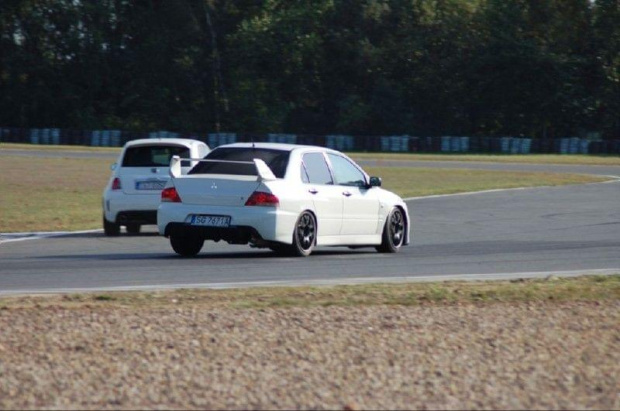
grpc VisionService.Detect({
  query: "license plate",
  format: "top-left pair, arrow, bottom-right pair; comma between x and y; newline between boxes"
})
190,215 -> 231,227
136,181 -> 166,190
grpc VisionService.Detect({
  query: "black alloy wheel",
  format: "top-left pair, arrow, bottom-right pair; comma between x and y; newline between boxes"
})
291,211 -> 316,257
376,207 -> 405,253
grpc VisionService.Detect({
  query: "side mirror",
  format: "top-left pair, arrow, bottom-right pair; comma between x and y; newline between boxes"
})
110,163 -> 117,171
369,176 -> 382,187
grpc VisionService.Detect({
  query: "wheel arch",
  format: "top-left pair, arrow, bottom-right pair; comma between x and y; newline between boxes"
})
395,204 -> 411,245
384,202 -> 410,246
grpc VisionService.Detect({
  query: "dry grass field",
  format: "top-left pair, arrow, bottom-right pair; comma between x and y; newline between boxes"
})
0,276 -> 618,410
0,156 -> 111,232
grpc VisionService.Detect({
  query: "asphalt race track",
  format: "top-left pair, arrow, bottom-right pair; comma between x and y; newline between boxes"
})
1,150 -> 619,295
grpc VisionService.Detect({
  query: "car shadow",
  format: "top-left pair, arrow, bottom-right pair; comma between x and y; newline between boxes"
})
34,247 -> 378,261
119,232 -> 160,237
175,248 -> 378,259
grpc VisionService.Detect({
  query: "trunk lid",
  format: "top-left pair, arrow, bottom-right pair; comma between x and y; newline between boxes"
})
120,167 -> 170,195
173,175 -> 262,207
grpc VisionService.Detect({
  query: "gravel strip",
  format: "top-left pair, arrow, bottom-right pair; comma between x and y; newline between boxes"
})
0,301 -> 618,410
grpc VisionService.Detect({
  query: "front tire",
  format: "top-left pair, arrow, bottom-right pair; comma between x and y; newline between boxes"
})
170,232 -> 204,257
376,207 -> 405,253
290,211 -> 316,257
103,215 -> 120,236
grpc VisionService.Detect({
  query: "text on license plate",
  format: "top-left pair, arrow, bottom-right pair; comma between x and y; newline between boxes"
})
190,215 -> 231,227
136,181 -> 166,190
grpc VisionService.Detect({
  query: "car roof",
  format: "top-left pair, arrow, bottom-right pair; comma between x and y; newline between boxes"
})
123,138 -> 206,148
216,142 -> 337,154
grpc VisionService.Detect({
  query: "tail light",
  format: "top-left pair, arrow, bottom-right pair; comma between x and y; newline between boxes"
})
245,191 -> 279,207
161,187 -> 182,203
111,178 -> 122,190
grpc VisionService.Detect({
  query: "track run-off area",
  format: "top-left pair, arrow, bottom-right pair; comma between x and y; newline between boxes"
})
1,150 -> 619,295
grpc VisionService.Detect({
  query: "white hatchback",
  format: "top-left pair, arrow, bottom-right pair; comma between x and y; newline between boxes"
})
158,143 -> 410,256
103,138 -> 210,235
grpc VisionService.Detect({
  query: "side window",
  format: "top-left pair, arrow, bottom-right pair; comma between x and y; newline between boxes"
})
302,153 -> 333,185
300,163 -> 310,183
327,153 -> 367,187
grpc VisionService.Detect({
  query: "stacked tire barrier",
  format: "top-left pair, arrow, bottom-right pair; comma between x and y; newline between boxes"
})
381,135 -> 411,152
325,135 -> 355,151
1,127 -> 619,154
91,130 -> 123,147
207,133 -> 237,147
267,133 -> 297,144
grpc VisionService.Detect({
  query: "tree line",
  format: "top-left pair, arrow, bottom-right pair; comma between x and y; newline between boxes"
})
0,0 -> 618,139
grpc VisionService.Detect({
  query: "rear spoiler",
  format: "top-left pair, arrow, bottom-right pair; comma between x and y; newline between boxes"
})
169,156 -> 277,182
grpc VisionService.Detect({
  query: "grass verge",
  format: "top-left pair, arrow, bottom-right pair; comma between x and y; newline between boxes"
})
1,275 -> 617,310
0,154 -> 609,232
0,142 -> 120,153
350,152 -> 620,165
2,142 -> 619,165
366,166 -> 605,198
0,157 -> 111,232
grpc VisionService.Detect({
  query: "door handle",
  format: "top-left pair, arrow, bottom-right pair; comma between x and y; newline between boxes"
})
342,191 -> 352,197
308,188 -> 318,195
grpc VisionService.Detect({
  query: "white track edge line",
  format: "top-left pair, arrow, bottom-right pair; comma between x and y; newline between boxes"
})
0,229 -> 102,244
1,269 -> 617,296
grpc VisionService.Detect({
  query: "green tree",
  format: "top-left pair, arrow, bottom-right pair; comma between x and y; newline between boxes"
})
593,0 -> 620,138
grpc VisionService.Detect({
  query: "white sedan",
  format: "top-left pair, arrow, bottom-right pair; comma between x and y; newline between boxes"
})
157,143 -> 410,256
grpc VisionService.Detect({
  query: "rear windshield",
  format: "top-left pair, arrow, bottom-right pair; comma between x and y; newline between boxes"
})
189,147 -> 290,178
122,145 -> 190,167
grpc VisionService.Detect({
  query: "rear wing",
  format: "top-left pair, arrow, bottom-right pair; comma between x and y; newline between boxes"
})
169,155 -> 277,182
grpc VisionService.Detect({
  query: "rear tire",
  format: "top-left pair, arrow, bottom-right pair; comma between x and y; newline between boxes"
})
290,211 -> 316,257
126,223 -> 141,234
103,215 -> 120,236
170,232 -> 204,257
376,207 -> 405,253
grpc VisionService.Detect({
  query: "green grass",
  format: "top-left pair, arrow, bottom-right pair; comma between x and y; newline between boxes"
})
2,275 -> 618,309
350,152 -> 620,166
0,142 -> 121,153
2,142 -> 619,165
368,166 -> 605,198
0,149 -> 611,232
0,156 -> 111,232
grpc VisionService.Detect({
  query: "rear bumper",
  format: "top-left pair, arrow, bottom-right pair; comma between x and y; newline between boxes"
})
103,191 -> 160,224
116,210 -> 157,225
164,223 -> 263,245
158,203 -> 298,244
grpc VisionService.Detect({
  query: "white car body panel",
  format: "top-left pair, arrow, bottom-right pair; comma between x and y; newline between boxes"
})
157,143 -> 411,254
305,184 -> 344,238
341,186 -> 381,236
